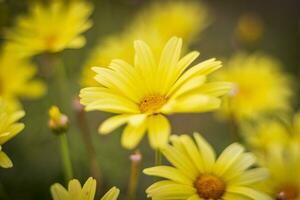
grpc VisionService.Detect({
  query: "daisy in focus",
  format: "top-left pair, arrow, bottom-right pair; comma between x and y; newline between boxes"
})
51,177 -> 119,200
80,37 -> 232,149
81,1 -> 208,87
144,133 -> 271,200
215,53 -> 292,121
5,1 -> 93,57
0,98 -> 25,168
0,49 -> 46,109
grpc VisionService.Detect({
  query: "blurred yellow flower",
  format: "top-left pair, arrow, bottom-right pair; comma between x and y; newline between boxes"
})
80,37 -> 232,149
81,1 -> 208,87
50,177 -> 119,200
5,1 -> 93,57
258,143 -> 300,200
215,53 -> 292,121
243,120 -> 290,152
0,98 -> 25,168
0,49 -> 46,109
236,13 -> 264,45
144,133 -> 271,200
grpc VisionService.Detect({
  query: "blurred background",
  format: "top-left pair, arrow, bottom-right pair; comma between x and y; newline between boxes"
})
0,0 -> 299,199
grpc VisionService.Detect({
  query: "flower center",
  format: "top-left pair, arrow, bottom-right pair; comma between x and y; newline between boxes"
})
276,185 -> 299,200
45,35 -> 57,49
139,95 -> 166,113
194,174 -> 226,199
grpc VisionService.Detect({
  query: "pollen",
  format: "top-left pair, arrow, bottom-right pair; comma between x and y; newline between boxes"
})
194,174 -> 226,199
276,185 -> 299,200
139,95 -> 167,113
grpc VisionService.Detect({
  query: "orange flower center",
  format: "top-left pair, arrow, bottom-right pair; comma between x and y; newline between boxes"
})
194,174 -> 226,199
139,95 -> 166,113
276,185 -> 299,200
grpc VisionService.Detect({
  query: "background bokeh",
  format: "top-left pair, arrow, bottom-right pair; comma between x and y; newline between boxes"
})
0,0 -> 299,199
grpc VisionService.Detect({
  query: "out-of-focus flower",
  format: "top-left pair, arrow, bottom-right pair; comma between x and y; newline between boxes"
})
0,49 -> 46,109
80,37 -> 232,149
144,133 -> 271,200
235,13 -> 264,45
243,120 -> 290,152
81,1 -> 208,87
51,177 -> 120,200
0,98 -> 25,168
5,1 -> 93,57
244,111 -> 300,152
258,143 -> 300,200
215,53 -> 292,121
48,106 -> 69,135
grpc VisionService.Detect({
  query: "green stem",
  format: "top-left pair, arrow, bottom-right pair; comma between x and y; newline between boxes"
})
59,133 -> 73,183
77,109 -> 102,188
126,151 -> 141,200
229,114 -> 242,143
155,149 -> 161,166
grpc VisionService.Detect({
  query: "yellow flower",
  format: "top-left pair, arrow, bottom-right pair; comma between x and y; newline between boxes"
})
81,1 -> 208,87
5,1 -> 93,57
215,53 -> 292,121
0,49 -> 46,109
0,98 -> 25,168
50,177 -> 119,200
243,120 -> 290,152
144,133 -> 271,200
258,143 -> 300,200
80,37 -> 232,149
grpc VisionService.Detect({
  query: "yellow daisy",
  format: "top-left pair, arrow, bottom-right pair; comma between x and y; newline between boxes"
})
81,1 -> 208,87
0,98 -> 25,168
243,111 -> 300,152
80,37 -> 232,149
242,119 -> 290,152
258,143 -> 300,200
5,1 -> 93,57
144,133 -> 271,200
50,177 -> 119,200
0,49 -> 46,109
215,53 -> 292,121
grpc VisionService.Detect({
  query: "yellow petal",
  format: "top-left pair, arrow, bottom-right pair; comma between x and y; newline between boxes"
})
158,37 -> 182,94
193,132 -> 216,171
121,122 -> 146,149
80,87 -> 139,114
50,183 -> 69,200
227,186 -> 272,200
67,36 -> 86,48
80,177 -> 96,200
0,150 -> 13,168
147,114 -> 170,149
143,166 -> 193,185
179,135 -> 205,173
162,95 -> 220,114
214,143 -> 244,177
100,187 -> 120,200
68,179 -> 82,200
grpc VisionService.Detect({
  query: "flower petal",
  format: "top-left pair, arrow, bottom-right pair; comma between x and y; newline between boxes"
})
147,114 -> 171,149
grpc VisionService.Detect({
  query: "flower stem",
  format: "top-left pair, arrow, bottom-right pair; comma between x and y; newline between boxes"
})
155,149 -> 161,166
59,133 -> 73,183
229,114 -> 242,143
126,151 -> 142,200
75,106 -> 102,188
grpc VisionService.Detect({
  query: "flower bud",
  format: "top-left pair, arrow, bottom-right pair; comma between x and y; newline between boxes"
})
48,106 -> 69,135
